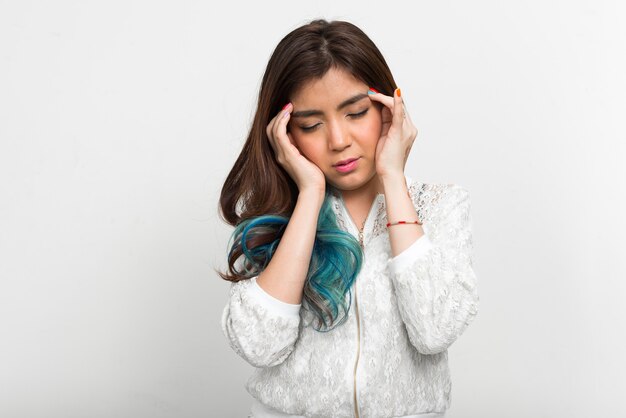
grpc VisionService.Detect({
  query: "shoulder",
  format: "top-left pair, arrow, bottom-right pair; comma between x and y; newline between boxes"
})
406,175 -> 470,203
405,176 -> 471,223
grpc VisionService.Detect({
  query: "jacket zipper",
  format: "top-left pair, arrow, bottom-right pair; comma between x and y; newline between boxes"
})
340,193 -> 379,418
353,226 -> 364,418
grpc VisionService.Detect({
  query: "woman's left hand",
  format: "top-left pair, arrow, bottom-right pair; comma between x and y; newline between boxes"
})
368,88 -> 418,179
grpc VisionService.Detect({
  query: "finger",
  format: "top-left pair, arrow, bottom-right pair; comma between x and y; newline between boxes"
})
268,103 -> 290,149
272,102 -> 292,146
403,107 -> 415,131
266,117 -> 281,157
392,88 -> 404,127
367,87 -> 395,111
286,131 -> 300,152
400,97 -> 418,139
266,105 -> 284,144
284,123 -> 303,154
402,100 -> 414,125
273,103 -> 300,160
368,89 -> 395,127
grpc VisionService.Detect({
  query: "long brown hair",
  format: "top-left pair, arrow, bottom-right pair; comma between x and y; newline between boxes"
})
218,19 -> 398,283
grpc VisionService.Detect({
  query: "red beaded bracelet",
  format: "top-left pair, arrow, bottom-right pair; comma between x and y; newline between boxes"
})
386,219 -> 423,227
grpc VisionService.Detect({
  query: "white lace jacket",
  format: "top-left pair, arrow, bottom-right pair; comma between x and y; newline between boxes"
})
221,177 -> 480,418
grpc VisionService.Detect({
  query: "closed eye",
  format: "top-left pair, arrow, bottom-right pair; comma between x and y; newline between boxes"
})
299,108 -> 370,132
349,108 -> 369,119
300,124 -> 319,132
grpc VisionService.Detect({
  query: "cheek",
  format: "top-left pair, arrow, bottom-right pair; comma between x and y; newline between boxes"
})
356,113 -> 382,145
364,107 -> 383,133
291,133 -> 307,153
369,114 -> 382,134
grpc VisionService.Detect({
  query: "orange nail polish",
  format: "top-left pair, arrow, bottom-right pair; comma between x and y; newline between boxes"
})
396,88 -> 401,97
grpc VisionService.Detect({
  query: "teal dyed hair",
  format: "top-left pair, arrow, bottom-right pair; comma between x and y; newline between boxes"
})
227,188 -> 363,332
219,19 -> 398,330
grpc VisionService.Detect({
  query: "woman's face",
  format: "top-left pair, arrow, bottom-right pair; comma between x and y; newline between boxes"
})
287,67 -> 383,195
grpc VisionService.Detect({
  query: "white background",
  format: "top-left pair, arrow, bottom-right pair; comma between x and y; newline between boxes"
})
1,1 -> 625,417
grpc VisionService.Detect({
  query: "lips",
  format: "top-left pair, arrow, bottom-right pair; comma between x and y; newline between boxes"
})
334,157 -> 359,167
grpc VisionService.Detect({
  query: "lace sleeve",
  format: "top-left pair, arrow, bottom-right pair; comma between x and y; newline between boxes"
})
221,277 -> 301,367
387,184 -> 480,355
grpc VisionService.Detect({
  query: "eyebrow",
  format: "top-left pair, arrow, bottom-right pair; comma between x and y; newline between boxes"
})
291,92 -> 369,118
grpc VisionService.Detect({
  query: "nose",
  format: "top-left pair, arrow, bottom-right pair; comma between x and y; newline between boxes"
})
327,120 -> 351,151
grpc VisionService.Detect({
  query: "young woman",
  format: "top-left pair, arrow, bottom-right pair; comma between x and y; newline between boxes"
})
218,19 -> 479,418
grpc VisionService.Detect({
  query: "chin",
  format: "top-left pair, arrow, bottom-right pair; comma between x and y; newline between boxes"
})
328,174 -> 375,192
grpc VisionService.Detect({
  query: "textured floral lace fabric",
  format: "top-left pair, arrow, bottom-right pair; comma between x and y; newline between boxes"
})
221,177 -> 480,418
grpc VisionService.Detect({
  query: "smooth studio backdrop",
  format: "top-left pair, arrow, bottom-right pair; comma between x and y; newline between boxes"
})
1,1 -> 625,417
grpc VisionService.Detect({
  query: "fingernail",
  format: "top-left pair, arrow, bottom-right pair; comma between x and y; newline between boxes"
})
368,87 -> 380,95
281,102 -> 291,111
396,88 -> 401,97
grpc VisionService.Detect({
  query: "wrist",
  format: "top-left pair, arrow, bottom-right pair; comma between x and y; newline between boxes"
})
380,171 -> 406,191
298,187 -> 326,206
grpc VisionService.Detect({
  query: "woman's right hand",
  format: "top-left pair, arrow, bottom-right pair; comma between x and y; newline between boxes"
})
266,103 -> 326,195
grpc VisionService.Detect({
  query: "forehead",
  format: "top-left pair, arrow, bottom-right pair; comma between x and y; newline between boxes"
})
291,67 -> 367,106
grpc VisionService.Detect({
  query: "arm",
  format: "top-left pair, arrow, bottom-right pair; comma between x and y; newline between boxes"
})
221,276 -> 302,367
368,88 -> 479,354
385,182 -> 480,355
221,189 -> 325,367
255,188 -> 325,304
382,173 -> 426,257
